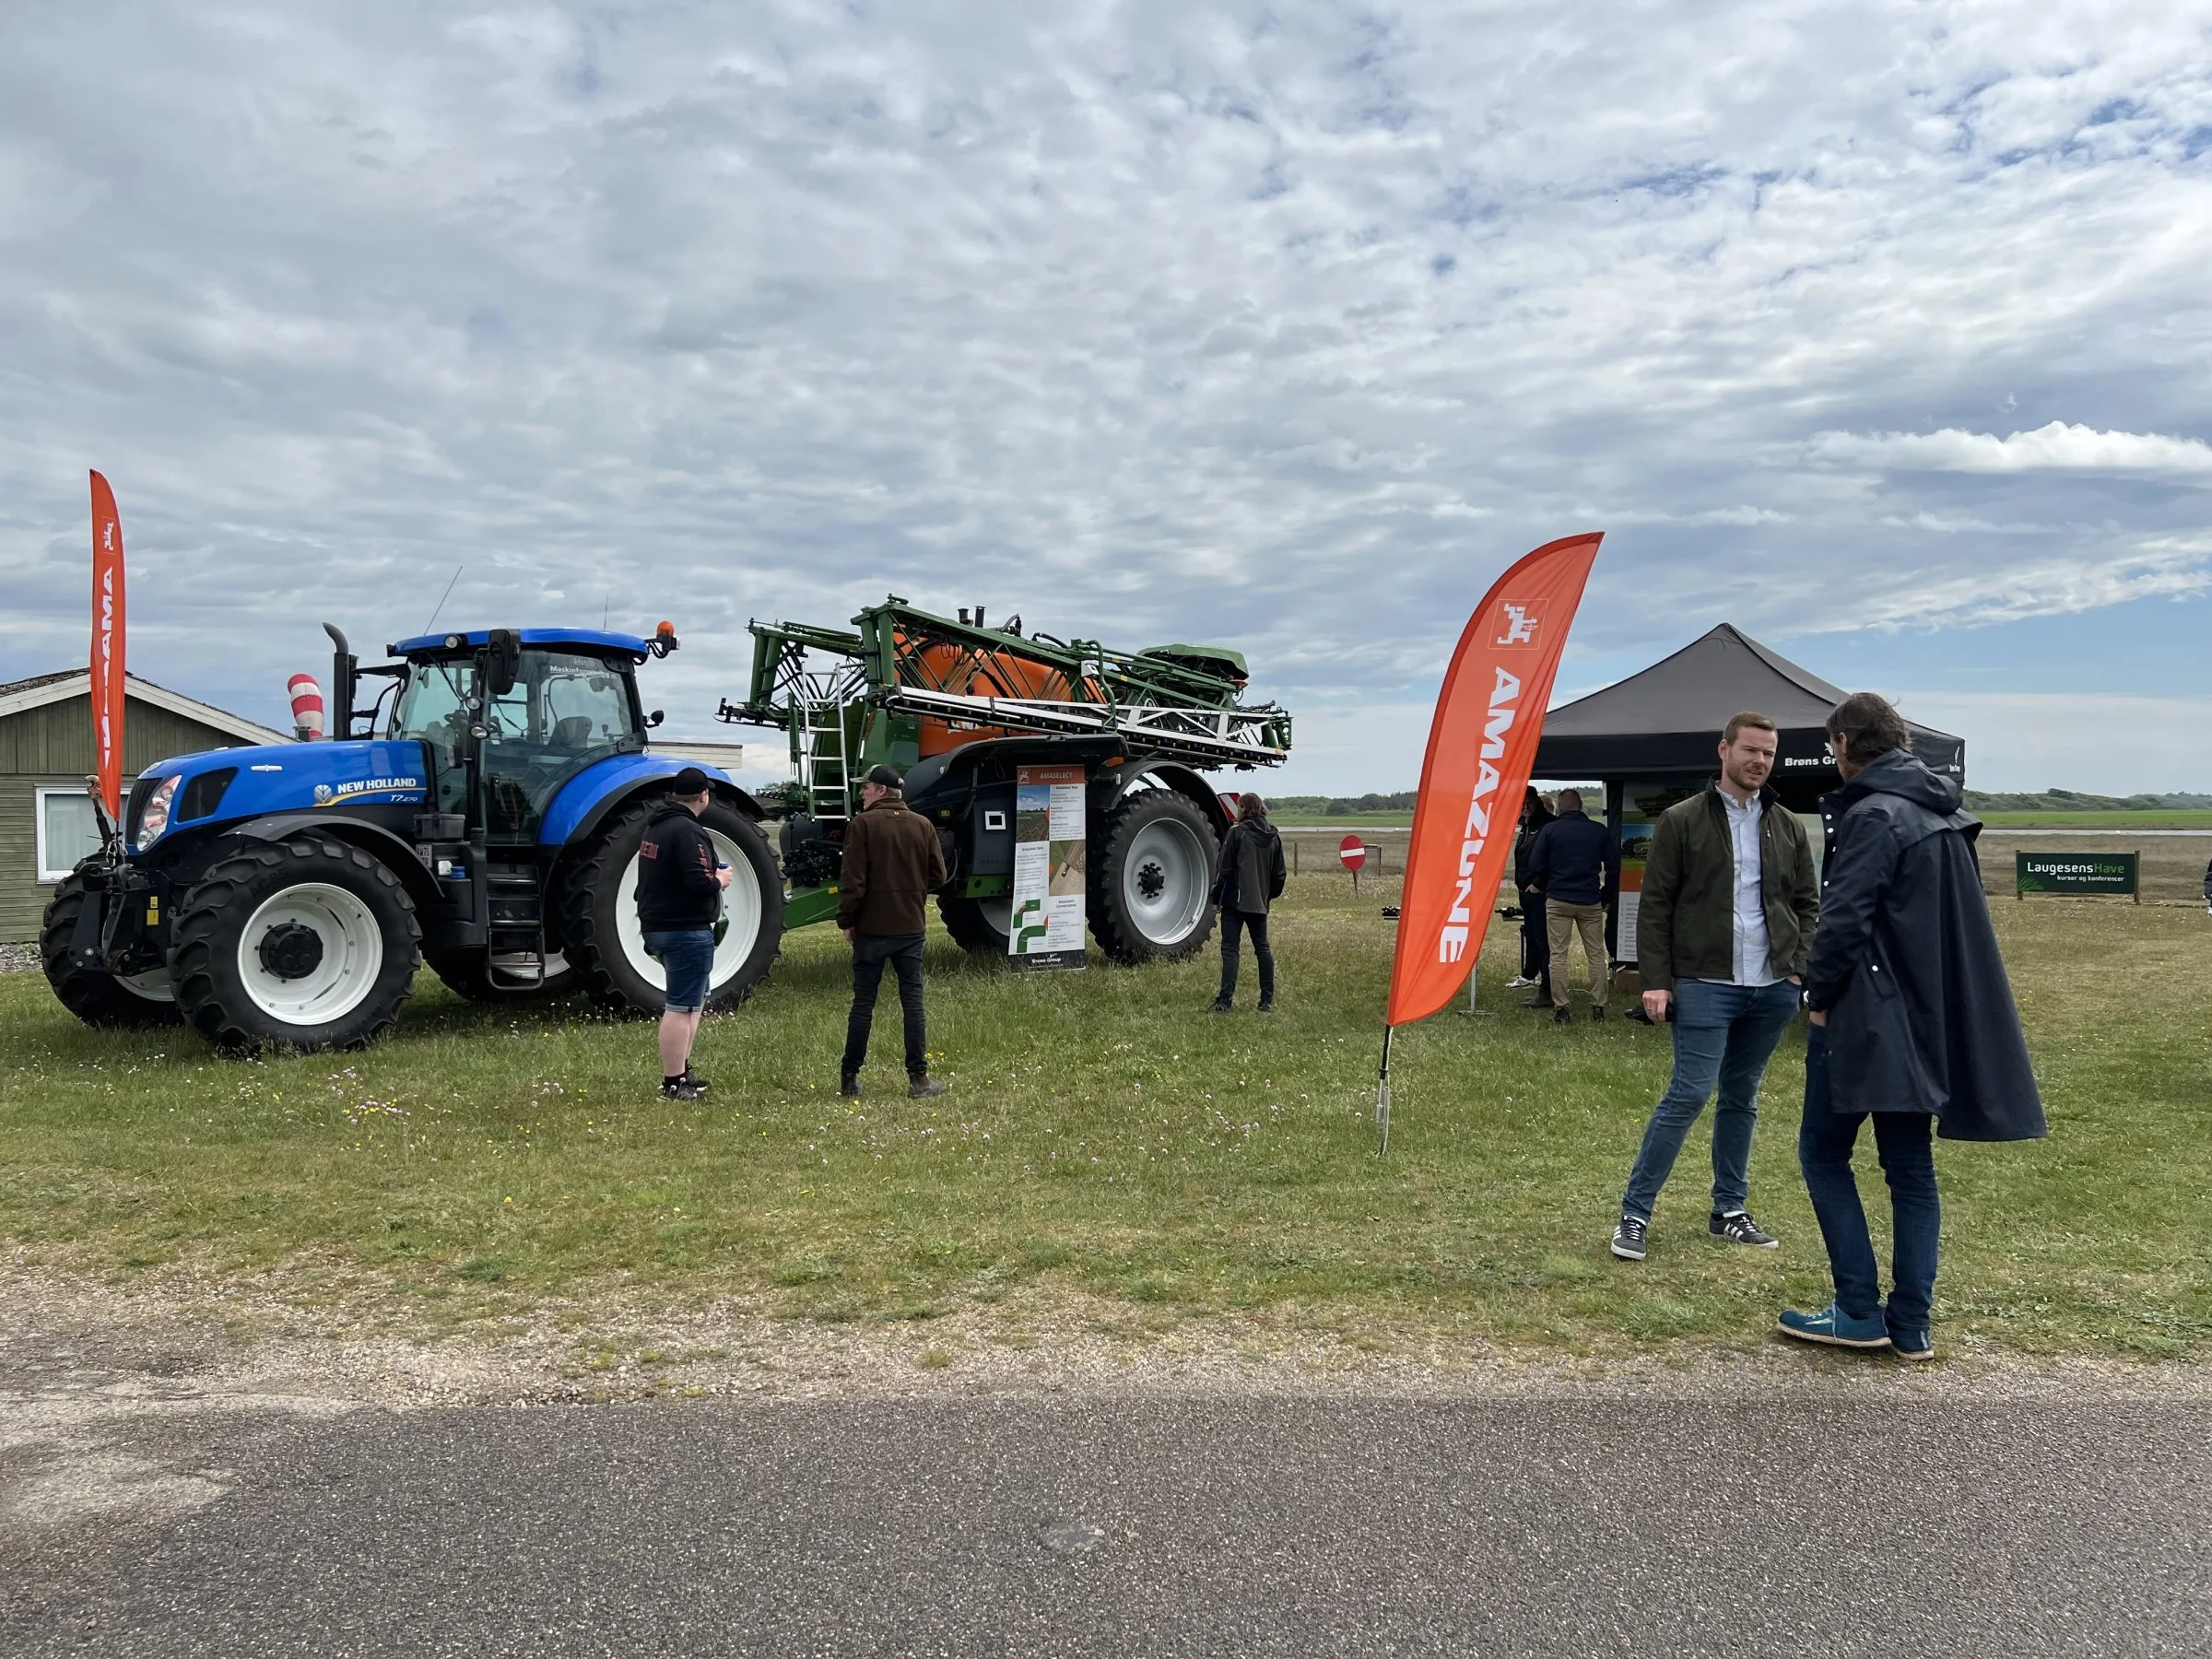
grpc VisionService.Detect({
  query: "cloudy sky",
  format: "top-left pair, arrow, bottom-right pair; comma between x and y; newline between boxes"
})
3,1 -> 2208,794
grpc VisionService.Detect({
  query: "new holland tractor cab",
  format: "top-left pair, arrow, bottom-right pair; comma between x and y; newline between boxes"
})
41,623 -> 783,1053
723,596 -> 1292,961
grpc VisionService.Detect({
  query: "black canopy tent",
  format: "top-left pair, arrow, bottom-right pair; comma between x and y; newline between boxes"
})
1530,623 -> 1965,971
1535,623 -> 1963,812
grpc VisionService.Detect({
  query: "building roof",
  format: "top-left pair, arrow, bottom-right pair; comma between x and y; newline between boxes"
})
1534,623 -> 1964,800
0,669 -> 289,747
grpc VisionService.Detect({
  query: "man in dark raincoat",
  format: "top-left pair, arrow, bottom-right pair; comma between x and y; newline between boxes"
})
1779,693 -> 2045,1360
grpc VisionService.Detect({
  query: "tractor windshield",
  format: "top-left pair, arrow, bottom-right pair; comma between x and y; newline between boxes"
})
390,649 -> 641,838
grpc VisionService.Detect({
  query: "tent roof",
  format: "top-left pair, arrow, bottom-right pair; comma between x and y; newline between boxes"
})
1549,623 -> 1858,736
1534,624 -> 1963,802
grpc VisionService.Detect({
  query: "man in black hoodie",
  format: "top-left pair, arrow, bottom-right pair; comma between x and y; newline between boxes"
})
1779,694 -> 2044,1360
635,768 -> 730,1100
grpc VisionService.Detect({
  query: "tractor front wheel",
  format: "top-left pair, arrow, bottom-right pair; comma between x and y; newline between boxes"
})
38,869 -> 182,1028
1088,788 -> 1219,963
171,836 -> 420,1054
563,800 -> 784,1016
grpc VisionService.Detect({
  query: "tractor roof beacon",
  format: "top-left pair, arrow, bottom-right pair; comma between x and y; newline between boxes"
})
718,595 -> 1293,962
41,621 -> 785,1055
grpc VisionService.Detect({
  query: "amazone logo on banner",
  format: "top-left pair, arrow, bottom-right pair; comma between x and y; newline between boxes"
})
1492,600 -> 1546,648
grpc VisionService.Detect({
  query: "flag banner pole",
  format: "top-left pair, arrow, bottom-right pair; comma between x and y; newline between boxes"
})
1375,1023 -> 1394,1159
1377,533 -> 1604,1150
88,470 -> 128,847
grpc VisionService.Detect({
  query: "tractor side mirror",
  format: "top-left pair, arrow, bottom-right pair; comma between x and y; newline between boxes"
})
485,629 -> 522,698
647,709 -> 665,728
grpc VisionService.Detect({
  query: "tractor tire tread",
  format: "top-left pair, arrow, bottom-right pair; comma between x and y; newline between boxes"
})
171,835 -> 419,1056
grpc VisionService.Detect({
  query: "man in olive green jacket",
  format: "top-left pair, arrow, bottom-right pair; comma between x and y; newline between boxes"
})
1609,712 -> 1820,1263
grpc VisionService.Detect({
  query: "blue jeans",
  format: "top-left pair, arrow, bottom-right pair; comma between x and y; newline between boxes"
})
642,929 -> 715,1014
1621,979 -> 1802,1220
1799,1022 -> 1941,1333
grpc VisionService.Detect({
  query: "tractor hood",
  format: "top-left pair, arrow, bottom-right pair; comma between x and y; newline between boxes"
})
128,739 -> 430,852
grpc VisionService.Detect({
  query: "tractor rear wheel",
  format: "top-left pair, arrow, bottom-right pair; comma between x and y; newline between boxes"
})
1088,788 -> 1218,962
563,799 -> 783,1016
38,869 -> 182,1028
171,836 -> 420,1054
937,891 -> 1014,957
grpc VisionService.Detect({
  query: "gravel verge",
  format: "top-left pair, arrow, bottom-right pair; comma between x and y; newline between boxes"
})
6,1257 -> 2207,1412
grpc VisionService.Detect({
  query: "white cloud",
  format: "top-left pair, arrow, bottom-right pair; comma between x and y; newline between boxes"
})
1895,692 -> 2212,795
0,2 -> 2207,780
1806,421 -> 2212,481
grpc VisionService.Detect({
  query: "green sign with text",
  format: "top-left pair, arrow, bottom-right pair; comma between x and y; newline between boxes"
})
2016,851 -> 2138,900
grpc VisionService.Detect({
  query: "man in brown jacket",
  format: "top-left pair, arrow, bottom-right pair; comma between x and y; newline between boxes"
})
839,764 -> 950,1099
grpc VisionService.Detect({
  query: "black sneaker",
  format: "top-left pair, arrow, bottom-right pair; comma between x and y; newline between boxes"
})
680,1070 -> 711,1095
1610,1213 -> 1648,1261
1256,999 -> 1275,1014
1710,1209 -> 1779,1248
839,1073 -> 862,1098
1207,999 -> 1233,1015
909,1077 -> 949,1100
661,1077 -> 706,1101
1552,1006 -> 1572,1026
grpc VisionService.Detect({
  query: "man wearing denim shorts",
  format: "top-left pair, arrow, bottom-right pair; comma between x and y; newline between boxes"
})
635,767 -> 730,1100
1609,713 -> 1820,1262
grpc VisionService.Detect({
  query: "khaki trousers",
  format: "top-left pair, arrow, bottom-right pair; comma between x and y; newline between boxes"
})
1546,900 -> 1610,1009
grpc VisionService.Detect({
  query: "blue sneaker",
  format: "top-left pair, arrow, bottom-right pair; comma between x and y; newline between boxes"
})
1777,1303 -> 1892,1349
1888,1326 -> 1935,1361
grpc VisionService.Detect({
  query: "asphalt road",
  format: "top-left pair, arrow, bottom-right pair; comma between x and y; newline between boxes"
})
5,1352 -> 2208,1657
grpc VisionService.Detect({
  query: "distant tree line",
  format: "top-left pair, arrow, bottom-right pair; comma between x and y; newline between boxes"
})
1959,789 -> 2212,812
1267,787 -> 2209,817
1266,792 -> 1419,816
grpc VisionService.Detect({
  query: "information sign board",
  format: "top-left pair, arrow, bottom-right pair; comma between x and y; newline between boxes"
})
2016,851 -> 2138,902
1008,764 -> 1089,969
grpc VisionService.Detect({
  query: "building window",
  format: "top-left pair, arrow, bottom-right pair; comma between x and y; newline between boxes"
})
36,788 -> 104,882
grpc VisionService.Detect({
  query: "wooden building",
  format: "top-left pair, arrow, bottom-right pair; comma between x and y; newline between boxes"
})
0,670 -> 286,943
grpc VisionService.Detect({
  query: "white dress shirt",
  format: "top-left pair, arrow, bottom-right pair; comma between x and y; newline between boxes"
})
1718,787 -> 1775,987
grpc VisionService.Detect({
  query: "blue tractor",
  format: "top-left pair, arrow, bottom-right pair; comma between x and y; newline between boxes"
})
41,623 -> 784,1053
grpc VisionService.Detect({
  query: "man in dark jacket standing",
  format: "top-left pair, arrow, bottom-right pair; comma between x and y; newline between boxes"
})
1780,693 -> 2044,1359
1610,713 -> 1819,1262
1210,793 -> 1287,1013
636,768 -> 732,1100
839,764 -> 951,1100
1527,788 -> 1618,1024
1510,787 -> 1555,1006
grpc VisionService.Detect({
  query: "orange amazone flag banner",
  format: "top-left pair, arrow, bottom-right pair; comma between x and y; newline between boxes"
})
88,470 -> 129,824
1375,532 -> 1603,1152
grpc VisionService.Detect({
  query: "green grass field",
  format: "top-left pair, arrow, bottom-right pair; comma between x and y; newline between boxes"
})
1976,809 -> 2212,829
2,875 -> 2206,1359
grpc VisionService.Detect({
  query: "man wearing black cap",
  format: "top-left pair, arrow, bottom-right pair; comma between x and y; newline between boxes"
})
839,763 -> 950,1099
636,767 -> 730,1100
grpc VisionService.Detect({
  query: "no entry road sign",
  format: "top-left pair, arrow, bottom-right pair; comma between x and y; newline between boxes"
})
1339,836 -> 1368,872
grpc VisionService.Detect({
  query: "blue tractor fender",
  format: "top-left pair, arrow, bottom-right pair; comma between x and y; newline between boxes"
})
540,754 -> 766,853
215,814 -> 446,909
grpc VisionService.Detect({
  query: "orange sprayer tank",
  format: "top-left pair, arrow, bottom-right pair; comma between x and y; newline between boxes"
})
905,636 -> 1105,757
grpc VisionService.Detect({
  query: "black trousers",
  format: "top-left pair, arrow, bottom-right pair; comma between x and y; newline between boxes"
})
842,932 -> 927,1078
1218,907 -> 1276,1005
1519,885 -> 1552,995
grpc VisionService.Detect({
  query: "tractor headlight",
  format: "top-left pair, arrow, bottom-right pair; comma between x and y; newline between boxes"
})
135,774 -> 183,846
